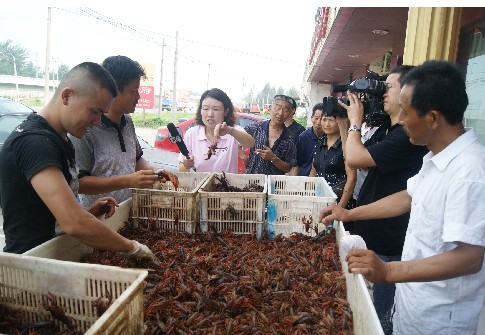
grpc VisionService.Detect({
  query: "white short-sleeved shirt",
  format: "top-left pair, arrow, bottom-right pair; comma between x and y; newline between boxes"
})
179,125 -> 245,173
393,128 -> 485,335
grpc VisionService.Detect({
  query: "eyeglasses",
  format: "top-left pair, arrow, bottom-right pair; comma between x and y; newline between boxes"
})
274,95 -> 296,109
271,104 -> 291,113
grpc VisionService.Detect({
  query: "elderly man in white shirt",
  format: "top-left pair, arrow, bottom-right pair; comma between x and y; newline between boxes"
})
319,60 -> 485,335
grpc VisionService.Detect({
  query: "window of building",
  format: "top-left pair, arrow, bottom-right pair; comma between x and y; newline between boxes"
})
461,20 -> 485,145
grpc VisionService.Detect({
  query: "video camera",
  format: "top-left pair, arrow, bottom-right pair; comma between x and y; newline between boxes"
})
322,70 -> 389,127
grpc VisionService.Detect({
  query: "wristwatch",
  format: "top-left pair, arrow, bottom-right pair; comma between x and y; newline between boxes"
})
348,125 -> 362,132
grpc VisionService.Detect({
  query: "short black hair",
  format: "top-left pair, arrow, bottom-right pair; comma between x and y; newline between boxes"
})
56,61 -> 118,98
195,88 -> 235,126
312,102 -> 324,117
101,55 -> 146,92
389,65 -> 415,86
401,60 -> 468,125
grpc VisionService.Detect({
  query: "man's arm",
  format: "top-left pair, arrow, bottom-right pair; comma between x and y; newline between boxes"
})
30,166 -> 134,252
78,170 -> 158,194
255,145 -> 293,173
337,161 -> 356,208
320,190 -> 411,224
288,166 -> 300,176
347,243 -> 484,284
135,156 -> 154,170
338,94 -> 376,169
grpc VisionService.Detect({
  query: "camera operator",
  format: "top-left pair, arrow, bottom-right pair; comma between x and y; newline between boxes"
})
329,65 -> 429,334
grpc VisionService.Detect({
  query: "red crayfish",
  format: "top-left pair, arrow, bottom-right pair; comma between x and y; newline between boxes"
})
205,142 -> 228,160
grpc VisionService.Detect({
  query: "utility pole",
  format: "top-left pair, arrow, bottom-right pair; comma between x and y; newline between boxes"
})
171,30 -> 178,124
158,38 -> 165,118
11,54 -> 19,102
206,63 -> 211,90
44,7 -> 52,105
35,52 -> 39,78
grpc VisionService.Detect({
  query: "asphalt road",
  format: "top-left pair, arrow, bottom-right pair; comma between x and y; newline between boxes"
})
136,127 -> 179,171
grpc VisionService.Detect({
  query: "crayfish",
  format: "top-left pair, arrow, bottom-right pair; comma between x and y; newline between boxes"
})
226,202 -> 237,218
302,215 -> 315,234
92,291 -> 113,317
43,292 -> 80,333
205,142 -> 228,160
214,172 -> 231,191
156,169 -> 179,188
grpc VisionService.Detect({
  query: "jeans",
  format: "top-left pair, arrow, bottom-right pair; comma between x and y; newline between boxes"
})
374,254 -> 401,335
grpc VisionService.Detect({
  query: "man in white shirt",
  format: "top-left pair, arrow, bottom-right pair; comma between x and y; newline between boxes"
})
320,60 -> 485,335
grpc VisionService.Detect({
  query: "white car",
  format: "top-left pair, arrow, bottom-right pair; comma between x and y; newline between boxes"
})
137,135 -> 178,172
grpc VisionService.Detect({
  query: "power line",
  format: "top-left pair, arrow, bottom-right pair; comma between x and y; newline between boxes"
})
53,7 -> 304,68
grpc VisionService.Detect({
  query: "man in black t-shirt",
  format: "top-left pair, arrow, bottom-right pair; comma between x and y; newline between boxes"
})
322,65 -> 428,334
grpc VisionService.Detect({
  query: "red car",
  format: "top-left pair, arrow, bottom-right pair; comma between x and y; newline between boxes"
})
154,113 -> 266,173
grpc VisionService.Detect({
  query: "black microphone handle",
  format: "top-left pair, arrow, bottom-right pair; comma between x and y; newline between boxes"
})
167,122 -> 195,171
167,123 -> 190,159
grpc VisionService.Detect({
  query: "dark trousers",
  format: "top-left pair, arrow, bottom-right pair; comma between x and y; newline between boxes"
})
374,254 -> 401,335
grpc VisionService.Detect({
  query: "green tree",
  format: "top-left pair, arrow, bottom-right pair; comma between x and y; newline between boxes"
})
1,39 -> 70,79
57,64 -> 70,80
286,86 -> 300,101
0,39 -> 30,76
256,83 -> 277,107
22,61 -> 37,77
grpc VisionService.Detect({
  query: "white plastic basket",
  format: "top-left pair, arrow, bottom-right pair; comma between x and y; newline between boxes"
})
24,198 -> 135,262
336,221 -> 385,335
198,173 -> 267,238
267,175 -> 337,237
24,199 -> 383,334
0,253 -> 147,335
130,172 -> 211,233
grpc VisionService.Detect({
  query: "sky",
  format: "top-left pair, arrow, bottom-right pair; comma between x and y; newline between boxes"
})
0,0 -> 321,102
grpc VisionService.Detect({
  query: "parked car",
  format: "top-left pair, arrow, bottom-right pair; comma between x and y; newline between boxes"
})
0,97 -> 35,152
154,113 -> 267,173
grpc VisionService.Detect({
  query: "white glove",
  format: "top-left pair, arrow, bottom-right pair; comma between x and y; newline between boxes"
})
123,240 -> 157,261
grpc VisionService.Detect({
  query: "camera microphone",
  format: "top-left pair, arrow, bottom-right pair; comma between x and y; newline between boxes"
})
167,123 -> 190,159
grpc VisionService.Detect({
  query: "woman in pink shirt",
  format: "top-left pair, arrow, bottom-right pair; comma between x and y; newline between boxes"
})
178,88 -> 255,173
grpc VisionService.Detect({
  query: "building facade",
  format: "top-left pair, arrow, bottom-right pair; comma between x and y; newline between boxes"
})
304,7 -> 485,145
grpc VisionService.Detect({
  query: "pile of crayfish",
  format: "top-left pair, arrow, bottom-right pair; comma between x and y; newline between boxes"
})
80,219 -> 353,334
211,172 -> 264,192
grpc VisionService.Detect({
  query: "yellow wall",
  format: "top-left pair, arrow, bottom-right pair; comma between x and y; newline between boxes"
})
403,7 -> 462,65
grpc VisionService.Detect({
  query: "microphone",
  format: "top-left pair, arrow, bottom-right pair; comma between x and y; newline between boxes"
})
167,123 -> 191,159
